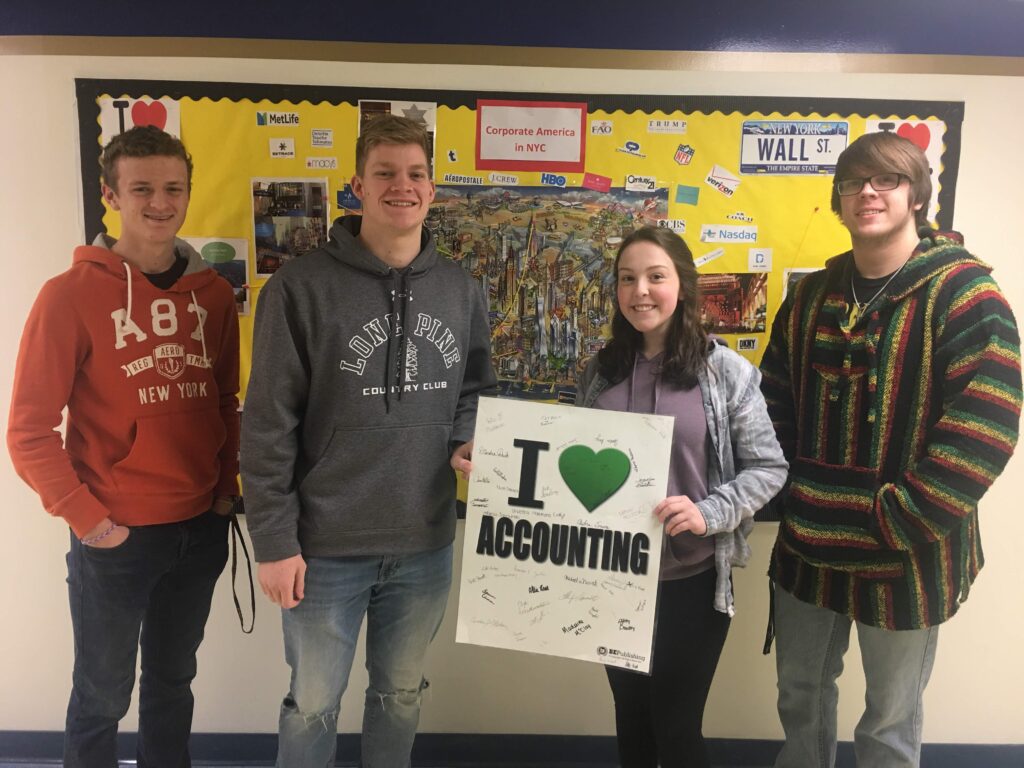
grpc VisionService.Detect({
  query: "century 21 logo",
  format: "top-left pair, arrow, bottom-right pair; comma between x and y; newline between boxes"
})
626,174 -> 655,191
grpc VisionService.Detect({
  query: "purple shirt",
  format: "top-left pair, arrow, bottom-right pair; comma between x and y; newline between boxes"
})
594,353 -> 715,580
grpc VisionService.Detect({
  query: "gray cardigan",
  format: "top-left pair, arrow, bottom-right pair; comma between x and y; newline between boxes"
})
578,343 -> 787,615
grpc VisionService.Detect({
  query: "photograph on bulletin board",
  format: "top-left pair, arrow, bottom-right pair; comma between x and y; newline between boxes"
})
75,80 -> 964,409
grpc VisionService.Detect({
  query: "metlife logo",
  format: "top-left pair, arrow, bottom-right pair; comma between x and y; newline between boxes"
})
257,111 -> 301,126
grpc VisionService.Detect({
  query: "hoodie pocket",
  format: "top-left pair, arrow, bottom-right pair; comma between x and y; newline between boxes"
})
112,409 -> 226,495
780,456 -> 904,577
811,361 -> 866,405
299,421 -> 454,533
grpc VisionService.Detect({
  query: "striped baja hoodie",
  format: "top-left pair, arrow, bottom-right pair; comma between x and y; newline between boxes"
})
760,231 -> 1021,629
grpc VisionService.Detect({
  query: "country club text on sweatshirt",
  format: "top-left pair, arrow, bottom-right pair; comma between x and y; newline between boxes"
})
241,216 -> 496,562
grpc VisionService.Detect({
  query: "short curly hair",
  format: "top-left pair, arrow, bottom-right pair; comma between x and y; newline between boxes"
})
101,126 -> 193,192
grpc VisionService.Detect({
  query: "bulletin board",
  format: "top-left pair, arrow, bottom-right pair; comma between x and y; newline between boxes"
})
75,79 -> 964,404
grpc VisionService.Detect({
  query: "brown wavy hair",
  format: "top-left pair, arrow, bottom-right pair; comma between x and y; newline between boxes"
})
597,226 -> 708,387
101,125 -> 193,193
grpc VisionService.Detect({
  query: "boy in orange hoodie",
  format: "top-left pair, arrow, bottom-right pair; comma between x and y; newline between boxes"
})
8,126 -> 240,768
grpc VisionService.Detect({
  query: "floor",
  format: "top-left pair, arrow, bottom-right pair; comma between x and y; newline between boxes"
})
0,762 -> 765,767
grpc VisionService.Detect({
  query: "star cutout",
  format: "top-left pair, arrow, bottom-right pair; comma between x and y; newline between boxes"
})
401,104 -> 428,125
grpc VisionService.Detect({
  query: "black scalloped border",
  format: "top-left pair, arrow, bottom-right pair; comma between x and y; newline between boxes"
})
76,78 -> 964,242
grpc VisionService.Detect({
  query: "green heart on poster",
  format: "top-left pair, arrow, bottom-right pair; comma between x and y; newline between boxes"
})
558,445 -> 631,512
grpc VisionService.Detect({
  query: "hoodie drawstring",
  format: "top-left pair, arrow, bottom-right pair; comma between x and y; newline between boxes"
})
396,270 -> 411,401
121,262 -> 134,334
627,354 -> 662,415
190,289 -> 210,367
117,254 -> 253,632
120,260 -> 210,371
382,268 -> 412,413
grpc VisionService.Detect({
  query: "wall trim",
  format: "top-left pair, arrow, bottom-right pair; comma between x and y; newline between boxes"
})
2,36 -> 1024,77
2,731 -> 1021,767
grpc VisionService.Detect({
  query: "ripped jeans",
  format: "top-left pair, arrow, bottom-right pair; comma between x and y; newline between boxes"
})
276,544 -> 453,768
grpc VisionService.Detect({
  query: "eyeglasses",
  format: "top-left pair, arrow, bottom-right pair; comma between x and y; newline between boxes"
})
835,172 -> 908,196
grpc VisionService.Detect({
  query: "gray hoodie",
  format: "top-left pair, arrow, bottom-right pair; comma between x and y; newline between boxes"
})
241,215 -> 496,562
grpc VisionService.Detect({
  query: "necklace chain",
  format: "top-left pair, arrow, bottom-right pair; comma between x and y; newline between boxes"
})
851,262 -> 906,312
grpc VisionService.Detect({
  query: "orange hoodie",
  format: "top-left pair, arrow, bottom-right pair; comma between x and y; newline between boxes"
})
8,238 -> 240,537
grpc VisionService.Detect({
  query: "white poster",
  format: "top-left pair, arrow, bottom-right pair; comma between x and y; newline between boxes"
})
99,97 -> 181,145
457,397 -> 673,673
476,100 -> 587,172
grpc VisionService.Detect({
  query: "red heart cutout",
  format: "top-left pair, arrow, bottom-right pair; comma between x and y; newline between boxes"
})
896,122 -> 930,151
131,100 -> 167,131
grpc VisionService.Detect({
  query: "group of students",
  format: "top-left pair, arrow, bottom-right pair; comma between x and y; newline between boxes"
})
8,115 -> 1020,768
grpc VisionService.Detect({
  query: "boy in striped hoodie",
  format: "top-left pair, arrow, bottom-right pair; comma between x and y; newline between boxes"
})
760,131 -> 1021,768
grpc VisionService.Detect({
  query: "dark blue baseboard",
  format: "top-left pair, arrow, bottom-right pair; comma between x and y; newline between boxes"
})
1,731 -> 1021,767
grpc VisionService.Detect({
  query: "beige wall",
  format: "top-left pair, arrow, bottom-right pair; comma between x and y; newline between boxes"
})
1,53 -> 1022,744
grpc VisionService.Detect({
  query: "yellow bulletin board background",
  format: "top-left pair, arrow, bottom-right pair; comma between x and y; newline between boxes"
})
76,80 -> 965,405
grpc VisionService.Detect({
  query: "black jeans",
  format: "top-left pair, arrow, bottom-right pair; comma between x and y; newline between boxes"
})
64,510 -> 229,768
605,567 -> 731,768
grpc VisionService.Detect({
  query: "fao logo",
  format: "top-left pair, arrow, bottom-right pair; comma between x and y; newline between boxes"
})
590,120 -> 613,135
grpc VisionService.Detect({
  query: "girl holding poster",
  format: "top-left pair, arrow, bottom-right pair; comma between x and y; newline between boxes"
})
578,226 -> 786,768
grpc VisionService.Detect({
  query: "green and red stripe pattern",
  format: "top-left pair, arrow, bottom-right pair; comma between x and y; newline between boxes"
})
760,232 -> 1021,629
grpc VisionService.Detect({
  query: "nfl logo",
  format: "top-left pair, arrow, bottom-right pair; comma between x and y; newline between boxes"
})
154,343 -> 186,380
674,144 -> 694,165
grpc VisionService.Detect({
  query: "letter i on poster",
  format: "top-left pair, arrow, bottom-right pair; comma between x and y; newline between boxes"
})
456,397 -> 673,672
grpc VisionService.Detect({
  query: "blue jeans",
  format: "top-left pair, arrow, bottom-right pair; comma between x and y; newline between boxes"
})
773,586 -> 939,768
65,510 -> 229,768
276,543 -> 453,768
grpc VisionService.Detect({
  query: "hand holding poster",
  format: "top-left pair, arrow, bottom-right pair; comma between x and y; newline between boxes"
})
456,397 -> 673,673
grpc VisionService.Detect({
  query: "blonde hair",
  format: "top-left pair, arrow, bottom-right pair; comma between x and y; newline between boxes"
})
355,115 -> 430,176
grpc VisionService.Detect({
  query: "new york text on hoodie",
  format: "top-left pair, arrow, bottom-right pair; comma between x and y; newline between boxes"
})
8,235 -> 241,537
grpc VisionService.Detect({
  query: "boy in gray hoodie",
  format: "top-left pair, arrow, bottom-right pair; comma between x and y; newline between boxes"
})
242,115 -> 495,768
